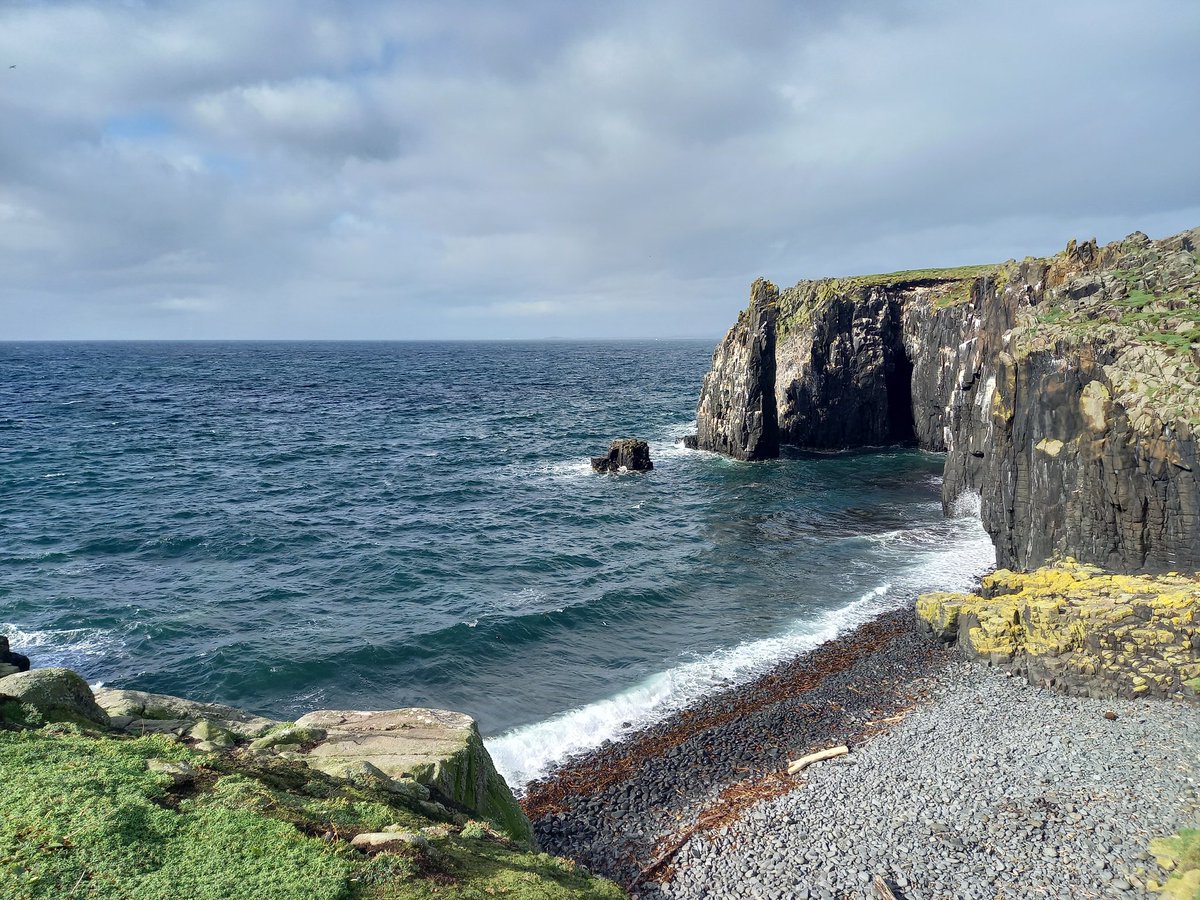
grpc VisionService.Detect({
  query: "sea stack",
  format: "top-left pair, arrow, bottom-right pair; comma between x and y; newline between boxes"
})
591,438 -> 653,473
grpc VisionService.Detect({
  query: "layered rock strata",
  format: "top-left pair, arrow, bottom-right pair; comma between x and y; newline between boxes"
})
916,559 -> 1200,700
690,227 -> 1200,572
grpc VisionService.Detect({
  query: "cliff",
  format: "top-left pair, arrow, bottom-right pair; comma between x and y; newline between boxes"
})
691,227 -> 1200,574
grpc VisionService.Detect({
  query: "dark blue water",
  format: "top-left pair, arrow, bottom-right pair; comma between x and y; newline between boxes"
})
0,341 -> 992,785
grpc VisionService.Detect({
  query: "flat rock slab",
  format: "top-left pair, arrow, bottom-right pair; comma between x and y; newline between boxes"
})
295,708 -> 479,782
93,688 -> 280,739
295,708 -> 533,846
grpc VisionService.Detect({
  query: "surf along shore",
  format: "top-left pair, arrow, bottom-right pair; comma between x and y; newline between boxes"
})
521,605 -> 1200,900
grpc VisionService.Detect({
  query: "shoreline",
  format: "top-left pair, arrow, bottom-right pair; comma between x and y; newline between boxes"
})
522,607 -> 1200,899
521,607 -> 952,892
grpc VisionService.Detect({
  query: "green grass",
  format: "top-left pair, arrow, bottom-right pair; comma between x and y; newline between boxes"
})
0,727 -> 625,900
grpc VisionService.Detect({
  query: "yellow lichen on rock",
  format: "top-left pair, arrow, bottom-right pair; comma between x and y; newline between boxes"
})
916,560 -> 1200,700
1035,438 -> 1065,457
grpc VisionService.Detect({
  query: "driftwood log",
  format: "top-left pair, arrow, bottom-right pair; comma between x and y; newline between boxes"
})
786,745 -> 848,775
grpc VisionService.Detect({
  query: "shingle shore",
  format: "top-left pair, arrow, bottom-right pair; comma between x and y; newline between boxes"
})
524,611 -> 1200,900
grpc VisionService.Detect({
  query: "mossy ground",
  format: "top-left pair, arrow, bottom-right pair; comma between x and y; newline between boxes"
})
773,263 -> 998,341
1150,829 -> 1200,898
0,725 -> 624,900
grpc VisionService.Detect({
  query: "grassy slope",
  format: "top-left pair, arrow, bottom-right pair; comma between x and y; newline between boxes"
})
0,724 -> 624,900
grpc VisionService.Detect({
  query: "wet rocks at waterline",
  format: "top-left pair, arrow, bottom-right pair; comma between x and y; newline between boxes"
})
0,635 -> 31,678
591,438 -> 653,473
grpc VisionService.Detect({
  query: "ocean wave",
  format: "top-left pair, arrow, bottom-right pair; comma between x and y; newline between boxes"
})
486,583 -> 893,790
0,623 -> 123,670
486,516 -> 994,791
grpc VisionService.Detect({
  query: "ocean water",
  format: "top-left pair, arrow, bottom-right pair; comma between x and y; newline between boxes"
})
0,341 -> 993,788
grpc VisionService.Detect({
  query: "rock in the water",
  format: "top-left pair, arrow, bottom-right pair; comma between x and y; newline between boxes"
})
0,636 -> 31,673
591,438 -> 653,473
294,707 -> 533,846
692,278 -> 780,460
0,668 -> 111,727
93,687 -> 280,739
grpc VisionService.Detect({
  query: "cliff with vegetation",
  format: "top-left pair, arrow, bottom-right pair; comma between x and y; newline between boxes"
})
691,226 -> 1200,574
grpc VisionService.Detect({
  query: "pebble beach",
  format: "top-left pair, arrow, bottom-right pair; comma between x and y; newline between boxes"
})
524,611 -> 1200,900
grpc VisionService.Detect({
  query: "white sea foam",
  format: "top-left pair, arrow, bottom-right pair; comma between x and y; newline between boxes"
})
486,513 -> 994,791
0,623 -> 122,669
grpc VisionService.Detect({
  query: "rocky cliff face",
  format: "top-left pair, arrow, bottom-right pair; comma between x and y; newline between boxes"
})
690,278 -> 779,460
916,560 -> 1200,700
691,228 -> 1200,573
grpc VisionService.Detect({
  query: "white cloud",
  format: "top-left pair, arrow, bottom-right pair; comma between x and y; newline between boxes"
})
0,0 -> 1197,339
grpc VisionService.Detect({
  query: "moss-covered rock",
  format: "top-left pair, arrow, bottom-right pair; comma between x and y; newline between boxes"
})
295,708 -> 535,847
1150,828 -> 1200,899
917,560 -> 1200,699
93,687 -> 280,739
0,667 -> 111,727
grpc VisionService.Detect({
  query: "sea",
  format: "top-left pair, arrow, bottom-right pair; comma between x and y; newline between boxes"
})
0,341 -> 994,789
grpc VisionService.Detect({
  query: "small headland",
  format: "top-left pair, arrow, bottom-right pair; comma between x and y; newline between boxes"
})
0,656 -> 624,900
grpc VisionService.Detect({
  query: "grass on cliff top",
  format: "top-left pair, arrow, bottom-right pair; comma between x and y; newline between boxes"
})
774,262 -> 999,337
0,725 -> 624,900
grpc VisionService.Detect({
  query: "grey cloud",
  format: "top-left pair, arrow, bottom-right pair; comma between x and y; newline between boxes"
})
1,0 -> 1198,340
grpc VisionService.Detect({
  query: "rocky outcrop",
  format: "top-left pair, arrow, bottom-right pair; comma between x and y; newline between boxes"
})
0,635 -> 30,678
294,707 -> 534,846
916,560 -> 1200,700
94,687 -> 281,740
93,686 -> 532,844
592,438 -> 653,473
692,279 -> 779,460
0,668 -> 111,727
690,227 -> 1200,573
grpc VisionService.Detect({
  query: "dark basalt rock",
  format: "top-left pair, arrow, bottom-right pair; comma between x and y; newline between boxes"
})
691,226 -> 1200,573
0,635 -> 30,674
591,439 -> 653,473
693,279 -> 779,460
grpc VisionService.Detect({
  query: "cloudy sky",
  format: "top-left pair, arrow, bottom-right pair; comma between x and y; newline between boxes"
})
1,0 -> 1198,340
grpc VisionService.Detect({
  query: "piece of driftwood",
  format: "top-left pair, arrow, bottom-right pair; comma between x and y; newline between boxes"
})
786,744 -> 848,775
872,875 -> 902,899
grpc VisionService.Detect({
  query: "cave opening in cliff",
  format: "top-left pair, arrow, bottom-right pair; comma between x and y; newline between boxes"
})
886,347 -> 916,444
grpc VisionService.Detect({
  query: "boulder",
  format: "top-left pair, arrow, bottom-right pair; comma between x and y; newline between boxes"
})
0,636 -> 31,673
350,831 -> 430,853
92,687 -> 280,739
0,668 -> 111,727
916,560 -> 1200,700
294,707 -> 533,846
591,438 -> 653,473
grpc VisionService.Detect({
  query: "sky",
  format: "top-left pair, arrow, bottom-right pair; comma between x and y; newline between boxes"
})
1,1 -> 1198,340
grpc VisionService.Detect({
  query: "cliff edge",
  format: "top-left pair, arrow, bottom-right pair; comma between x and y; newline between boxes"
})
691,226 -> 1200,574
